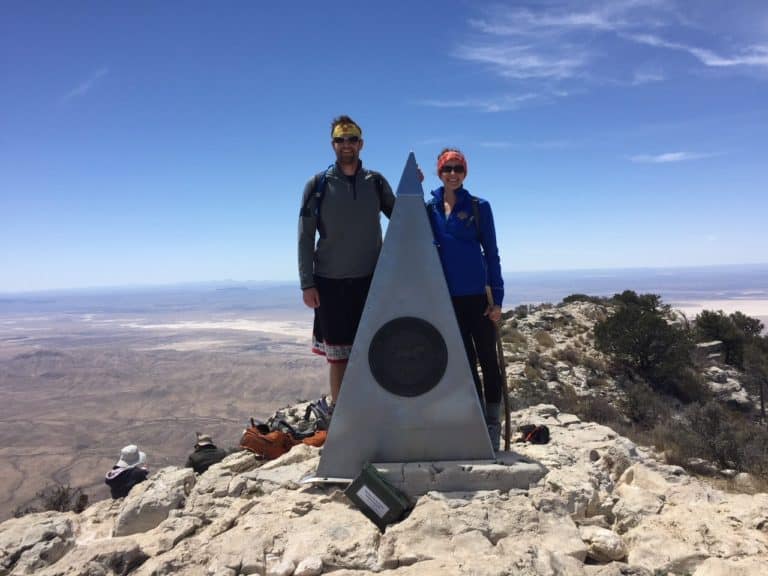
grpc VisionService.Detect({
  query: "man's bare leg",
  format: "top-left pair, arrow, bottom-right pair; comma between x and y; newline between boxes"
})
329,362 -> 347,404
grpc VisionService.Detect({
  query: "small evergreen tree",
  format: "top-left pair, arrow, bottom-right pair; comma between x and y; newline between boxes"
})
595,291 -> 695,400
695,309 -> 764,369
13,483 -> 89,517
744,335 -> 768,422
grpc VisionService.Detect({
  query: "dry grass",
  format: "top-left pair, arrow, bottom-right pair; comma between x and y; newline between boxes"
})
500,325 -> 528,345
534,330 -> 555,348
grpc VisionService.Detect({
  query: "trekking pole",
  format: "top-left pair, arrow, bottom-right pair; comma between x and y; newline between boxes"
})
485,287 -> 511,451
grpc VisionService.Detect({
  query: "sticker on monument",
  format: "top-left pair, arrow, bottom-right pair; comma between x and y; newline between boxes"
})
356,485 -> 390,519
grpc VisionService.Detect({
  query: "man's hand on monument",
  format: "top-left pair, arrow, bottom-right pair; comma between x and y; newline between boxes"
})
485,304 -> 502,323
303,287 -> 320,309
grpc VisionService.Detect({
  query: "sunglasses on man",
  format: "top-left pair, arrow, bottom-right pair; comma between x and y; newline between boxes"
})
440,165 -> 466,174
332,136 -> 361,144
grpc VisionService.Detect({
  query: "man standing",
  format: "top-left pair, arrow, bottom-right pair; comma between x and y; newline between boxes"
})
298,116 -> 395,404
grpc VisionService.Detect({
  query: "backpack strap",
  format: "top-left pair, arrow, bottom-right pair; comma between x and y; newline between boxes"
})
299,165 -> 334,238
303,165 -> 386,238
470,195 -> 481,242
427,193 -> 482,242
369,170 -> 385,209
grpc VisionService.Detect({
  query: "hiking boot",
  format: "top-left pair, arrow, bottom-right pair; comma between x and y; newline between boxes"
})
485,403 -> 501,452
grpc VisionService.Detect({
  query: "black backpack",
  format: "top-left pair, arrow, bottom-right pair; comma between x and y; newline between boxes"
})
267,398 -> 332,440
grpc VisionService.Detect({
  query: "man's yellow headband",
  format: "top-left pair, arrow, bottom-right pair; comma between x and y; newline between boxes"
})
332,123 -> 362,139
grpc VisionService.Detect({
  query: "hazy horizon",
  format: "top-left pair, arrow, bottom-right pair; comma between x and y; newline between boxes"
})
2,262 -> 767,297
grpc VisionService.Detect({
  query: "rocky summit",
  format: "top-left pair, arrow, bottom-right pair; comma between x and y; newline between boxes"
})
1,402 -> 766,576
2,300 -> 766,575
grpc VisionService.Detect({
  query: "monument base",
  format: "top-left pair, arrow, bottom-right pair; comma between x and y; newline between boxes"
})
303,451 -> 547,496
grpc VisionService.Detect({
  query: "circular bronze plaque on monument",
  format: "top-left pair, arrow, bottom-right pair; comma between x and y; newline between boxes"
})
368,316 -> 448,397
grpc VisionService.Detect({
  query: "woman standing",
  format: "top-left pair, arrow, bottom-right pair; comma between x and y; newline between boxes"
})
427,148 -> 505,451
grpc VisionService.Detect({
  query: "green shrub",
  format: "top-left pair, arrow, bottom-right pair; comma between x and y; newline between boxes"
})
508,379 -> 553,410
500,325 -> 527,345
546,365 -> 560,382
595,291 -> 696,400
524,364 -> 541,381
685,401 -> 747,469
649,401 -> 768,479
14,483 -> 89,517
562,293 -> 606,305
554,347 -> 581,366
527,351 -> 542,369
514,304 -> 530,319
577,396 -> 624,425
582,355 -> 607,372
672,368 -> 712,404
585,375 -> 610,388
696,310 -> 765,369
623,379 -> 670,428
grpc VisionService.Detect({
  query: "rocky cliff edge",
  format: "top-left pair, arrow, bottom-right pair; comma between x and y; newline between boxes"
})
2,402 -> 767,576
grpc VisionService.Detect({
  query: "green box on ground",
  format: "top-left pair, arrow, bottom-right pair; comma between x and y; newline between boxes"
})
344,463 -> 412,531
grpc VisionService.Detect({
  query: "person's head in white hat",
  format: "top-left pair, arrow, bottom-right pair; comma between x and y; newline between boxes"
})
195,433 -> 214,448
115,444 -> 146,469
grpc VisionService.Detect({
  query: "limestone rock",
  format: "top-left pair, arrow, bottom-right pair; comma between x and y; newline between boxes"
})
266,556 -> 295,576
35,538 -> 148,576
113,466 -> 196,537
294,556 -> 323,576
0,512 -> 74,575
694,556 -> 766,576
2,392 -> 767,576
579,525 -> 627,562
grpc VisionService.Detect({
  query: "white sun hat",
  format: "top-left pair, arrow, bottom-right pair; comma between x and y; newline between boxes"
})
116,444 -> 146,468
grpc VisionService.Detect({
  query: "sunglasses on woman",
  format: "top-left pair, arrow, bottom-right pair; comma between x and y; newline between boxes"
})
440,165 -> 466,174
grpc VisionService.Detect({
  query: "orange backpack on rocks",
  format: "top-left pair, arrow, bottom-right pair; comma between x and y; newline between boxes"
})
300,429 -> 327,447
240,421 -> 297,460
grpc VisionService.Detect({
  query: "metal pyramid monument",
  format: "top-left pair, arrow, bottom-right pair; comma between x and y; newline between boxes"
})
315,153 -> 494,480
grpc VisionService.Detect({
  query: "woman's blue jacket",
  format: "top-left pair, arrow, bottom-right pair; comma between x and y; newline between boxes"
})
427,186 -> 504,306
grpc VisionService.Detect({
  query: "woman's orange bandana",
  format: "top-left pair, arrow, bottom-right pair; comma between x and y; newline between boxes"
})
332,123 -> 362,138
437,150 -> 468,176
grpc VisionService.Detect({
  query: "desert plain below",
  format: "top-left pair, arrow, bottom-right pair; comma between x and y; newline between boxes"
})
0,287 -> 323,519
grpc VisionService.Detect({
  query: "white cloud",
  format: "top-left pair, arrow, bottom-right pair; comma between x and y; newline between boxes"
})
61,68 -> 109,103
628,151 -> 717,163
456,1 -> 677,86
468,0 -> 670,37
418,93 -> 539,113
455,44 -> 588,80
632,68 -> 665,85
627,34 -> 768,68
454,1 -> 768,95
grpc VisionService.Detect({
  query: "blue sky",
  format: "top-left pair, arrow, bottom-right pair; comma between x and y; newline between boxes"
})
2,0 -> 767,292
